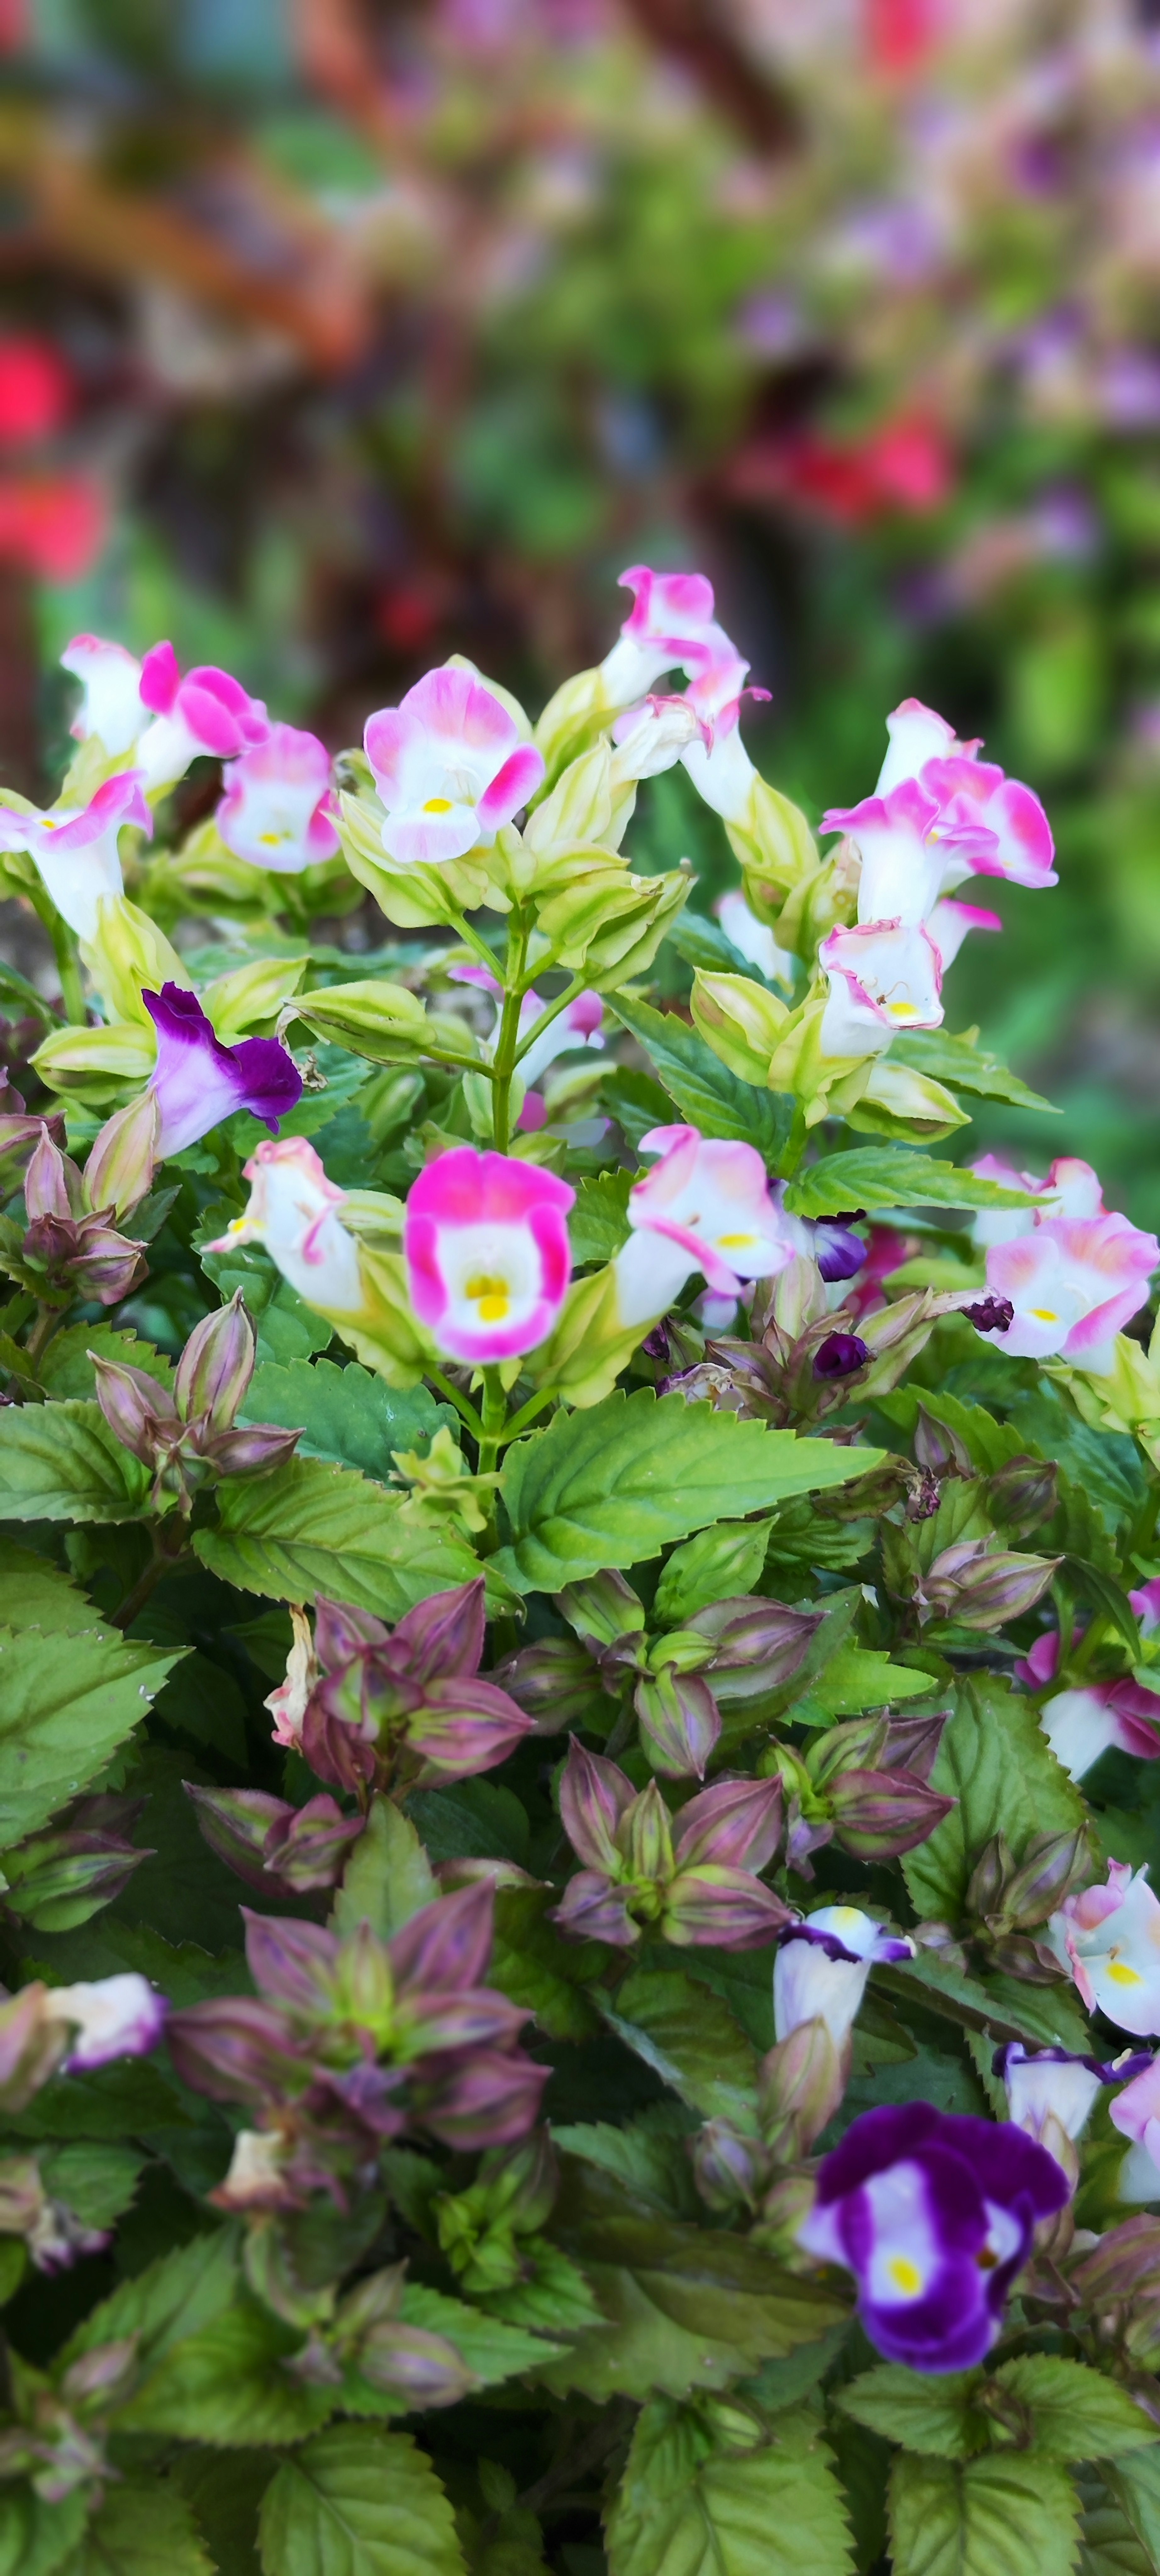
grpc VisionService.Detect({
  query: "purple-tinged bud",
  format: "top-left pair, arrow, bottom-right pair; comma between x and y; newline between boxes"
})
913,1403 -> 973,1477
672,1773 -> 784,1872
556,1569 -> 646,1652
663,1865 -> 792,1949
60,2336 -> 140,2412
826,1767 -> 957,1861
1072,2216 -> 1160,2309
880,1707 -> 948,1779
357,2322 -> 477,2405
1002,1827 -> 1091,1929
635,1670 -> 722,1779
208,1420 -> 303,1478
920,1540 -> 1060,1629
0,1818 -> 151,1933
965,1294 -> 1015,1334
165,1997 -> 310,2105
688,1596 -> 822,1699
82,1090 -> 161,1220
623,1778 -> 675,1883
690,2118 -> 770,2212
493,1635 -> 607,1732
812,1332 -> 870,1381
559,1741 -> 635,1875
0,1109 -> 65,1190
55,1219 -> 148,1307
808,1717 -> 889,1786
759,2017 -> 847,2158
185,1781 -> 362,1896
988,1455 -> 1058,1535
404,1675 -> 536,1784
0,1986 -> 70,2111
89,1353 -> 176,1463
391,1578 -> 488,1685
388,1880 -> 497,1994
24,1129 -> 75,1223
415,2047 -> 549,2150
966,1833 -> 1014,1921
553,1872 -> 638,1944
175,1290 -> 256,1429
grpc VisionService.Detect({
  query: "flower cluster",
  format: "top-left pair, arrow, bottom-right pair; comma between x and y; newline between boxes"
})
280,1578 -> 535,1791
554,1742 -> 790,1947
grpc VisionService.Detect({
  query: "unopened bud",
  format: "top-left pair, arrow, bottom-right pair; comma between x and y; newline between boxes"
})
913,1405 -> 973,1478
635,1670 -> 721,1778
82,1091 -> 161,1219
175,1291 -> 256,1430
208,1420 -> 303,1479
556,1569 -> 645,1652
689,1596 -> 821,1700
623,1778 -> 675,1882
759,2017 -> 846,2159
90,1353 -> 174,1465
689,2118 -> 770,2212
880,1707 -> 947,1779
812,1332 -> 870,1381
750,2166 -> 820,2263
358,2322 -> 476,2406
807,1718 -> 889,1787
494,1635 -> 607,1731
1003,1827 -> 1091,1929
966,1832 -> 1015,1921
59,2336 -> 139,2413
987,1455 -> 1058,1536
920,1540 -> 1060,1629
827,1766 -> 956,1861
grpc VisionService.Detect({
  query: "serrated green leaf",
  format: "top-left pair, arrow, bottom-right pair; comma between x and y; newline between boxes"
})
36,1324 -> 174,1404
609,992 -> 791,1158
1076,2469 -> 1154,2576
59,2480 -> 214,2576
400,2281 -> 564,2377
173,2451 -> 273,2576
784,1152 -> 1041,1220
606,2397 -> 855,2576
602,1968 -> 758,2122
38,2141 -> 146,2229
993,2359 -> 1156,2462
474,2237 -> 605,2334
62,2227 -> 239,2369
551,2116 -> 700,2220
889,2451 -> 1081,2576
496,1391 -> 880,1592
882,1948 -> 1094,2053
117,2293 -> 334,2446
331,1793 -> 437,1940
654,1522 -> 773,1627
902,1676 -> 1088,1926
810,1642 -> 936,1717
836,2366 -> 985,2458
568,1171 -> 633,1266
890,1029 -> 1057,1115
489,1885 -> 605,2041
195,1455 -> 513,1618
0,1540 -> 98,1633
1104,2448 -> 1160,2569
0,1623 -> 181,1842
259,2426 -> 466,2576
241,1358 -> 452,1484
0,1400 -> 146,1522
0,2487 -> 87,2576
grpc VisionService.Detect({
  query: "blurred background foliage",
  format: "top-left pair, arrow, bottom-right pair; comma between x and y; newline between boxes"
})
1,0 -> 1160,1210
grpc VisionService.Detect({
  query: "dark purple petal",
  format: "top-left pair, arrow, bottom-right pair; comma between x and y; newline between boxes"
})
142,983 -> 301,1156
813,1332 -> 872,1381
229,1034 -> 306,1133
964,1295 -> 1015,1334
861,2260 -> 998,2373
810,1218 -> 867,1283
813,2101 -> 943,2208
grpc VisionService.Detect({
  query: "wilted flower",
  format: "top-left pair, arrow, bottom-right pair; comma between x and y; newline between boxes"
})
265,1604 -> 320,1750
216,722 -> 340,872
365,666 -> 544,867
554,1742 -> 789,1948
1049,1862 -> 1160,2035
0,773 -> 151,939
798,2101 -> 1068,2371
91,1291 -> 300,1513
49,1973 -> 167,2072
142,982 -> 302,1157
774,1907 -> 914,2052
403,1146 -> 574,1363
612,1123 -> 795,1329
298,1579 -> 535,1793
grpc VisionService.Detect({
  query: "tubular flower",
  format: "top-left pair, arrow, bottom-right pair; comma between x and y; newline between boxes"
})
774,1908 -> 915,2053
133,640 -> 270,791
296,1580 -> 535,1793
1110,2054 -> 1160,2199
970,1151 -> 1106,1251
980,1208 -> 1159,1372
404,1146 -> 574,1364
365,666 -> 544,868
716,889 -> 795,985
60,634 -> 148,756
925,900 -> 1002,968
872,695 -> 1057,891
210,1136 -> 366,1320
553,1742 -> 789,1950
0,774 -> 151,939
1049,1862 -> 1160,2035
142,984 -> 303,1157
612,1123 -> 795,1329
216,723 -> 340,873
798,2101 -> 1068,2372
997,2042 -> 1141,2151
1015,1630 -> 1160,1779
820,779 -> 995,928
598,566 -> 769,825
818,920 -> 944,1058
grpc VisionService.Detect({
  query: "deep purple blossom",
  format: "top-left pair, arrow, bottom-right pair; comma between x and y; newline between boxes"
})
142,982 -> 302,1157
806,1213 -> 867,1283
799,2102 -> 1068,2371
812,1332 -> 871,1381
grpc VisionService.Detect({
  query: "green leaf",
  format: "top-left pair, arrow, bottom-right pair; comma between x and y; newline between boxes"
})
259,2426 -> 466,2576
1104,2449 -> 1160,2569
0,1622 -> 181,1842
36,1324 -> 174,1404
0,2488 -> 87,2576
241,1358 -> 452,1484
38,2141 -> 146,2229
902,1676 -> 1089,1926
884,1947 -> 1094,2053
409,1777 -> 530,1869
810,1642 -> 936,1718
117,2293 -> 335,2446
606,2398 -> 855,2576
602,1968 -> 759,2122
59,2480 -> 214,2576
331,1796 -> 437,1940
994,2360 -> 1156,2462
784,1152 -> 1042,1220
472,2237 -> 605,2335
195,1455 -> 513,1618
551,2115 -> 700,2220
173,2451 -> 273,2576
0,1540 -> 100,1633
489,1885 -> 606,2042
1075,2470 -> 1152,2576
889,2453 -> 1081,2576
890,1029 -> 1057,1115
399,2281 -> 564,2380
0,1401 -> 146,1522
653,1523 -> 773,1627
496,1391 -> 880,1592
836,2367 -> 985,2458
609,992 -> 791,1158
62,2228 -> 240,2370
568,1171 -> 633,1266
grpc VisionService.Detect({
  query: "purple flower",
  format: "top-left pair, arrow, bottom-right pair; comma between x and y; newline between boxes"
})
807,1215 -> 867,1284
812,1332 -> 871,1381
798,2102 -> 1068,2372
142,982 -> 302,1155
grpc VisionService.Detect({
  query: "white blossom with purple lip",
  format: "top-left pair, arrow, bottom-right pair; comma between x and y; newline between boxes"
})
47,1972 -> 167,2071
774,1906 -> 915,2052
996,2041 -> 1146,2146
143,982 -> 303,1157
1109,2052 -> 1160,2199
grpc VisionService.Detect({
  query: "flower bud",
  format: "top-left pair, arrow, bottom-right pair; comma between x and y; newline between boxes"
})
988,1456 -> 1059,1536
208,1421 -> 303,1479
663,1865 -> 791,1949
826,1766 -> 956,1861
1002,1827 -> 1091,1929
913,1404 -> 973,1478
175,1290 -> 256,1430
557,1569 -> 645,1652
90,1353 -> 175,1465
82,1090 -> 161,1219
690,2118 -> 771,2213
185,1781 -> 363,1896
635,1670 -> 722,1779
24,1129 -> 75,1223
60,2336 -> 140,2412
357,2322 -> 476,2406
0,1812 -> 150,1933
624,1778 -> 676,1883
880,1707 -> 948,1780
493,1635 -> 607,1732
759,2017 -> 847,2159
920,1540 -> 1060,1629
688,1596 -> 822,1700
966,1832 -> 1014,1921
812,1332 -> 870,1381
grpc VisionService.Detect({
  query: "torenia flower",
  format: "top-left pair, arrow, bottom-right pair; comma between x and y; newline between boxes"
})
927,899 -> 1001,968
981,1208 -> 1159,1372
365,667 -> 544,867
970,1150 -> 1105,1251
61,635 -> 149,756
873,696 -> 1057,892
1016,1633 -> 1160,1778
1049,1862 -> 1160,2035
774,1908 -> 915,2054
798,2101 -> 1068,2371
46,1972 -> 167,2071
216,723 -> 339,873
821,779 -> 995,928
1109,2055 -> 1160,2199
611,1123 -> 794,1329
211,1137 -> 365,1318
716,889 -> 795,986
998,2042 -> 1137,2147
818,919 -> 943,1057
142,983 -> 302,1156
133,640 -> 270,791
404,1146 -> 574,1364
599,566 -> 749,717
0,774 -> 151,938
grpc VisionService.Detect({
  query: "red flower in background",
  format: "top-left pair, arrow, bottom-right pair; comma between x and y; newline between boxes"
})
0,337 -> 72,447
0,478 -> 106,582
730,411 -> 953,527
866,0 -> 942,76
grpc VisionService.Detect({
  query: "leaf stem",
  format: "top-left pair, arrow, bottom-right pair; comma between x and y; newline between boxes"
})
476,1364 -> 508,1478
426,1364 -> 485,1443
26,883 -> 86,1026
110,1528 -> 189,1631
511,973 -> 586,1069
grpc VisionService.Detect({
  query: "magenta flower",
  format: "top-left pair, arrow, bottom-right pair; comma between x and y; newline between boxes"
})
365,666 -> 544,868
873,695 -> 1057,893
554,1742 -> 789,1949
821,778 -> 995,928
298,1579 -> 535,1793
612,1123 -> 795,1329
216,721 -> 339,873
600,565 -> 751,719
134,638 -> 269,789
142,982 -> 302,1156
1109,2053 -> 1160,2198
982,1207 -> 1158,1371
0,773 -> 151,939
1015,1629 -> 1160,1779
62,632 -> 151,756
818,919 -> 944,1056
404,1146 -> 574,1363
799,2102 -> 1069,2371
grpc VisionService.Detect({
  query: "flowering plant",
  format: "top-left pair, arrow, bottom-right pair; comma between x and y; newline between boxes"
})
0,570 -> 1157,2576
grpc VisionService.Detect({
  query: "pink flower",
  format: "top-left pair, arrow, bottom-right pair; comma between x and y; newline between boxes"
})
216,723 -> 339,873
821,778 -> 995,927
1049,1862 -> 1160,2035
926,900 -> 1002,968
0,475 -> 105,581
874,695 -> 1057,892
612,1123 -> 795,1328
365,666 -> 544,868
1109,2055 -> 1160,2198
0,772 -> 151,938
211,1137 -> 365,1318
1015,1605 -> 1160,1779
136,641 -> 269,790
600,565 -> 750,719
982,1208 -> 1158,1371
404,1146 -> 574,1363
818,919 -> 943,1056
62,634 -> 150,756
1133,1580 -> 1160,1637
0,335 -> 71,445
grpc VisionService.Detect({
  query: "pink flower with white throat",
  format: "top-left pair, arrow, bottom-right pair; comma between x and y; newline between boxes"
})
600,566 -> 750,717
216,723 -> 339,873
365,666 -> 544,869
873,694 -> 1057,892
612,1123 -> 794,1328
822,778 -> 996,928
61,634 -> 149,757
1110,2054 -> 1160,2198
1017,1629 -> 1160,1779
134,641 -> 269,792
818,919 -> 943,1057
981,1207 -> 1158,1372
404,1146 -> 574,1364
210,1137 -> 365,1319
0,773 -> 152,938
1048,1861 -> 1160,2035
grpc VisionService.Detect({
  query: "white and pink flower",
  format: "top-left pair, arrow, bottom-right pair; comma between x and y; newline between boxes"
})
216,723 -> 339,873
818,919 -> 944,1058
62,636 -> 270,793
821,778 -> 995,928
48,1972 -> 167,2071
926,900 -> 1002,969
872,694 -> 1057,894
716,889 -> 795,986
0,772 -> 151,938
981,1206 -> 1158,1372
446,964 -> 604,1113
211,1136 -> 365,1318
1016,1600 -> 1160,1779
600,566 -> 750,719
612,1122 -> 795,1327
1109,2053 -> 1160,2198
969,1152 -> 1105,1252
365,666 -> 544,869
1049,1861 -> 1160,2035
60,634 -> 149,757
403,1145 -> 574,1363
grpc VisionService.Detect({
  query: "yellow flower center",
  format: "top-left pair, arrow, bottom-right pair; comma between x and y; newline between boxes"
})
1107,1956 -> 1144,1987
887,2256 -> 923,2297
717,1231 -> 755,1248
465,1273 -> 510,1323
887,999 -> 917,1019
259,830 -> 288,845
423,797 -> 454,814
1031,1307 -> 1058,1323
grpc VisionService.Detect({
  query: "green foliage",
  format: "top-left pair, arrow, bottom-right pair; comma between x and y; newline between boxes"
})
609,992 -> 792,1157
195,1455 -> 508,1616
241,1360 -> 451,1482
606,2399 -> 855,2576
259,2428 -> 466,2576
0,1402 -> 147,1521
783,1152 -> 1041,1218
0,1621 -> 181,1842
60,2481 -> 214,2575
888,2453 -> 1082,2576
902,1677 -> 1089,1924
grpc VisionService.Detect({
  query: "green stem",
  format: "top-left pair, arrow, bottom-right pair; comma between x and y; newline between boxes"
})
24,1304 -> 62,1372
510,973 -> 586,1069
447,913 -> 504,975
110,1530 -> 189,1632
426,1365 -> 485,1443
491,914 -> 532,1154
26,884 -> 85,1026
496,1385 -> 557,1446
476,1364 -> 508,1478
